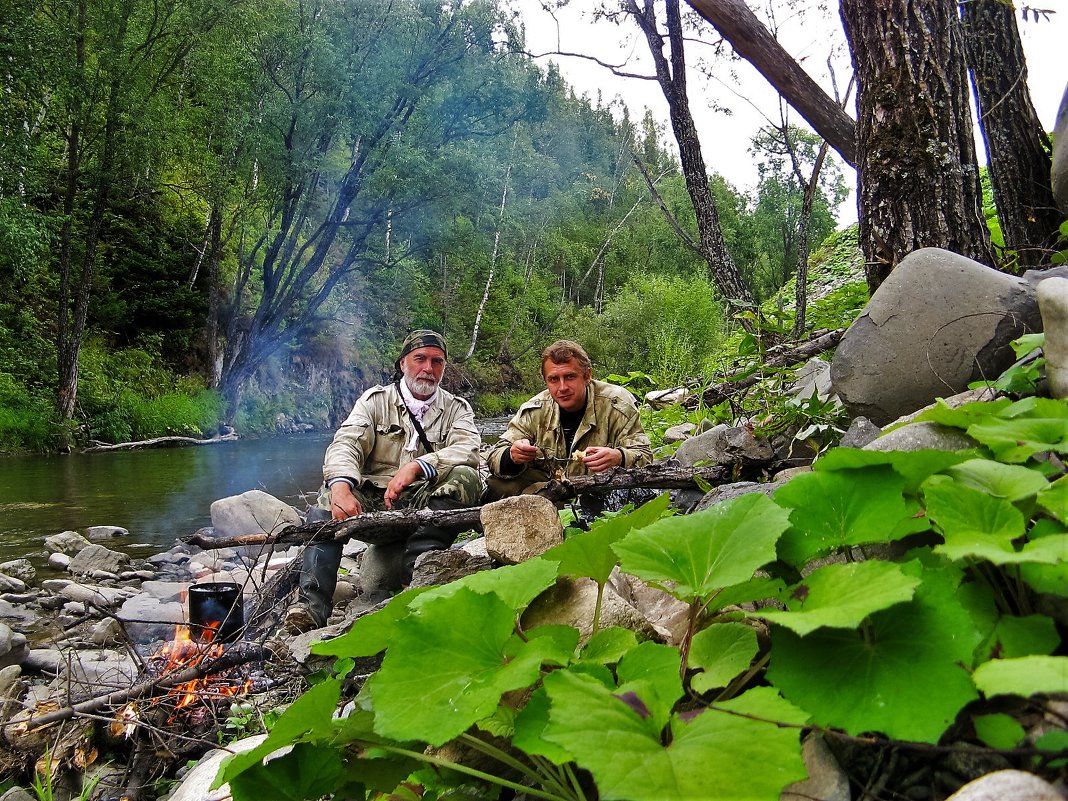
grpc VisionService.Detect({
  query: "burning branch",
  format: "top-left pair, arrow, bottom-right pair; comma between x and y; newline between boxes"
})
184,462 -> 736,551
3,641 -> 273,744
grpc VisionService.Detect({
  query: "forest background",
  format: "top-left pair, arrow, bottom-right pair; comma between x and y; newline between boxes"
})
0,0 -> 1059,453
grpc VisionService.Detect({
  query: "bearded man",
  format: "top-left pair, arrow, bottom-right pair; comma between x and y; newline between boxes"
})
283,330 -> 482,633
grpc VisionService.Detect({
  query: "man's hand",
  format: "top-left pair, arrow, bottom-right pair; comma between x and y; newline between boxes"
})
581,446 -> 623,473
509,438 -> 540,465
384,461 -> 424,509
330,482 -> 363,520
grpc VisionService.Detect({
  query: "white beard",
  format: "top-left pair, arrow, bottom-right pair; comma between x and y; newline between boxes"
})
404,373 -> 439,397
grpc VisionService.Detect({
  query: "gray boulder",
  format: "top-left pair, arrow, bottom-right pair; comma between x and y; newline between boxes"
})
830,248 -> 1045,424
1053,83 -> 1068,213
210,489 -> 301,537
86,525 -> 129,540
482,495 -> 564,564
409,548 -> 494,589
945,769 -> 1063,801
0,560 -> 34,584
865,422 -> 978,453
167,734 -> 269,801
44,530 -> 91,555
0,623 -> 27,669
68,543 -> 131,576
674,424 -> 773,468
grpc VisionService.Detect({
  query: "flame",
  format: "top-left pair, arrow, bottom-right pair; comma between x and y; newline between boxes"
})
148,621 -> 252,719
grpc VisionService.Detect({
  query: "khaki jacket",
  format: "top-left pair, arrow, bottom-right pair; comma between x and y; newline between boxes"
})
323,382 -> 480,489
486,380 -> 652,479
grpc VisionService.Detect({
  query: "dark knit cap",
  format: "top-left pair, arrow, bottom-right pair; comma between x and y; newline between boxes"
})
396,329 -> 447,366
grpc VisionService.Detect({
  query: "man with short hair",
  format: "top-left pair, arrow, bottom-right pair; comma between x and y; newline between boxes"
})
485,339 -> 652,501
284,330 -> 482,633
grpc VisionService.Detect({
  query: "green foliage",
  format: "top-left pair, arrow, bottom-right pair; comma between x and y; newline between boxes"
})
219,391 -> 1068,800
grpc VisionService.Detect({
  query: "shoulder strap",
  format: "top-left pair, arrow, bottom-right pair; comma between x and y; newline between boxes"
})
397,381 -> 436,453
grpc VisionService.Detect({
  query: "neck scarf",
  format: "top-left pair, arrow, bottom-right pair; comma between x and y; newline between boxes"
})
399,378 -> 438,452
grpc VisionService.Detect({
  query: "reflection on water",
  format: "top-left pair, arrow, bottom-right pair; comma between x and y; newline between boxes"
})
0,418 -> 509,565
0,433 -> 333,563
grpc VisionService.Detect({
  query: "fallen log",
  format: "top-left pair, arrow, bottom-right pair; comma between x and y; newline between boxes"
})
81,432 -> 239,453
687,327 -> 844,409
184,462 -> 735,551
3,641 -> 272,742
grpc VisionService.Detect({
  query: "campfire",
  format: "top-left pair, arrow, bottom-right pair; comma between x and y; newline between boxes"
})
149,622 -> 254,716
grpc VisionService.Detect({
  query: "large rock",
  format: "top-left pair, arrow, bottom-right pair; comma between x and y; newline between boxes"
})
1053,83 -> 1068,213
482,495 -> 564,564
86,525 -> 129,540
0,665 -> 25,723
44,530 -> 92,555
522,577 -> 660,643
944,769 -> 1063,801
0,623 -> 27,669
409,548 -> 494,589
210,490 -> 301,537
167,734 -> 269,801
782,734 -> 850,801
830,248 -> 1044,424
0,560 -> 34,584
67,544 -> 131,576
674,424 -> 773,468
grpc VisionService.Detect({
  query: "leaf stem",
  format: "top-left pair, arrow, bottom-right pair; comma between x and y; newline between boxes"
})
372,743 -> 573,801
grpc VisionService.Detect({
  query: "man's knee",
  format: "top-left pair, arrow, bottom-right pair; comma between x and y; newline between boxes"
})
430,464 -> 483,506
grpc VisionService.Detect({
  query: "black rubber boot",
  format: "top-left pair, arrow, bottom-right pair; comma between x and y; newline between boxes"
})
402,495 -> 466,583
295,507 -> 342,627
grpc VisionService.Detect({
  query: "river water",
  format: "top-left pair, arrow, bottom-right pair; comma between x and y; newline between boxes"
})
0,432 -> 334,566
0,418 -> 510,567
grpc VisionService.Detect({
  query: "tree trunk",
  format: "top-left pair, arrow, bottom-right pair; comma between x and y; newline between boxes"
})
840,0 -> 993,291
685,0 -> 857,168
628,0 -> 757,321
960,0 -> 1059,268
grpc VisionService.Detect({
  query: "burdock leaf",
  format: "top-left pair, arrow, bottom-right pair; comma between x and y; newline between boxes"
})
220,679 -> 341,784
615,642 -> 682,730
613,493 -> 789,602
973,655 -> 1068,697
924,478 -> 1030,564
229,743 -> 344,801
548,493 -> 672,585
774,466 -> 912,565
814,447 -> 971,492
973,713 -> 1026,749
368,588 -> 570,745
767,568 -> 981,743
760,562 -> 920,636
966,397 -> 1068,463
542,671 -> 806,801
688,622 -> 759,693
1037,475 -> 1068,523
578,627 -> 639,665
943,459 -> 1051,501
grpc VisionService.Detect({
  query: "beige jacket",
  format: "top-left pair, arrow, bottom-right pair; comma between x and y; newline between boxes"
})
323,382 -> 480,489
486,380 -> 652,479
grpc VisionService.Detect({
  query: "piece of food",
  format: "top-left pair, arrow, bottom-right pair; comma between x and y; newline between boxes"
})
572,449 -> 587,461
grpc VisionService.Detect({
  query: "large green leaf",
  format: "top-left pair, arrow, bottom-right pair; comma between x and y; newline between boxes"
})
1037,475 -> 1068,523
1019,523 -> 1068,594
911,398 -> 1012,430
688,622 -> 759,693
760,562 -> 920,636
312,587 -> 432,657
766,568 -> 981,742
578,627 -> 639,665
973,713 -> 1026,749
924,478 -> 1029,563
983,614 -> 1061,660
547,493 -> 672,584
229,743 -> 344,801
616,642 -> 682,730
966,397 -> 1068,463
814,447 -> 971,492
943,459 -> 1051,501
613,493 -> 790,602
973,655 -> 1068,697
367,587 -> 571,745
774,466 -> 913,565
219,679 -> 341,784
542,671 -> 806,801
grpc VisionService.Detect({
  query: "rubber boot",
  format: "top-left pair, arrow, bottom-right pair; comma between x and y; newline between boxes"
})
402,495 -> 467,584
295,507 -> 342,627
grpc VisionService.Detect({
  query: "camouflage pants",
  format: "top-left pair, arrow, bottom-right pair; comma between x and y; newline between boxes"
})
317,463 -> 484,513
298,465 -> 482,622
